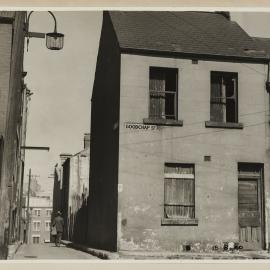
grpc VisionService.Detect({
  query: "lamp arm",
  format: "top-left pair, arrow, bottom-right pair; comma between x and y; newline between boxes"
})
48,11 -> 58,33
25,11 -> 34,34
26,11 -> 58,34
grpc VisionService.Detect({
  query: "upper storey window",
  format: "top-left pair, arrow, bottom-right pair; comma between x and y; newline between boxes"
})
206,71 -> 243,129
149,67 -> 178,120
210,71 -> 238,123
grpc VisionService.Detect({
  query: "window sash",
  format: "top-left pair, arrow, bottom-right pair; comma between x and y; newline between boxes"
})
149,67 -> 177,120
34,209 -> 41,216
149,91 -> 177,119
210,72 -> 237,123
164,173 -> 194,179
45,221 -> 51,231
33,221 -> 41,231
165,163 -> 194,174
164,178 -> 195,219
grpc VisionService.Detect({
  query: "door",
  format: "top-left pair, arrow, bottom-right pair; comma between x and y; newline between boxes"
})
238,167 -> 264,250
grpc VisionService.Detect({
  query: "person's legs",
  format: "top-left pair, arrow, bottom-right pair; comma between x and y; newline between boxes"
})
55,234 -> 58,246
58,232 -> 62,247
55,232 -> 62,247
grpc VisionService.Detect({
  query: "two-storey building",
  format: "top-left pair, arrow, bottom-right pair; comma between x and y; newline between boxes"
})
88,11 -> 270,253
22,196 -> 53,244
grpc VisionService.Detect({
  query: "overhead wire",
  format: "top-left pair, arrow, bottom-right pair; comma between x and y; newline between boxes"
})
120,120 -> 269,147
119,109 -> 270,136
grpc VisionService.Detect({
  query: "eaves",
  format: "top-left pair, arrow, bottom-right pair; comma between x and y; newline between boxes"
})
120,47 -> 270,65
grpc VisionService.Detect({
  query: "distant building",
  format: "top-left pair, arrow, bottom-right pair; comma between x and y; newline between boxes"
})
0,11 -> 29,258
22,196 -> 53,244
88,11 -> 270,253
52,134 -> 90,244
52,153 -> 72,219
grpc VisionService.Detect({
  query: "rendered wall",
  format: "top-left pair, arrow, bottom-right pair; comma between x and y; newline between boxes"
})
118,54 -> 270,252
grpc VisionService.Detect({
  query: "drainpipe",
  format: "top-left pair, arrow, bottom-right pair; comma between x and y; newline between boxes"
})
266,60 -> 270,252
266,61 -> 270,93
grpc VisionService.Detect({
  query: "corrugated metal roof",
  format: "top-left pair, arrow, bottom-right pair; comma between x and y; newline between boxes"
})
109,11 -> 269,61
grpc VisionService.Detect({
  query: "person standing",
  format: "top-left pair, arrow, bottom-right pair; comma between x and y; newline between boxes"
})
52,211 -> 64,247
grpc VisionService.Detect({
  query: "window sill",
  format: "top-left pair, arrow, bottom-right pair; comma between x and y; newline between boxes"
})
161,218 -> 199,226
143,118 -> 183,127
205,121 -> 243,129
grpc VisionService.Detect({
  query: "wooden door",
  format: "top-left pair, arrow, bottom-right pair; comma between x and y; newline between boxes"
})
238,178 -> 262,250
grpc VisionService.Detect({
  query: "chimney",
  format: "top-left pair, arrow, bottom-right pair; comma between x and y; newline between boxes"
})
59,153 -> 72,165
84,133 -> 90,149
215,11 -> 230,20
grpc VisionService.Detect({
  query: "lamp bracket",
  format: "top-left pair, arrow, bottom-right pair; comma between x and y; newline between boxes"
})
25,11 -> 59,51
27,32 -> 45,39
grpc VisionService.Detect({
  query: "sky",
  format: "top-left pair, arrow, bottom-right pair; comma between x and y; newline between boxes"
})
23,11 -> 102,195
23,11 -> 270,196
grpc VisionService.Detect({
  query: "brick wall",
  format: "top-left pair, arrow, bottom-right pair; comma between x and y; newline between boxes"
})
0,11 -> 26,258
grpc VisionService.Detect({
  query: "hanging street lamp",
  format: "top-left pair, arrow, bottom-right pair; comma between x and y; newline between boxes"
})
25,11 -> 64,51
45,11 -> 64,50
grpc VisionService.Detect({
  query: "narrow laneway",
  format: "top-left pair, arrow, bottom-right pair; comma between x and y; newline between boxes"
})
13,243 -> 99,260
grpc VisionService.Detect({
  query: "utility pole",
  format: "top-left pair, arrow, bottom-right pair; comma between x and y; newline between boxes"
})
21,145 -> 49,244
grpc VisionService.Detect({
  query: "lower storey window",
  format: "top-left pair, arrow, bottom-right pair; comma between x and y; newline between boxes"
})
32,236 -> 40,244
164,163 -> 195,219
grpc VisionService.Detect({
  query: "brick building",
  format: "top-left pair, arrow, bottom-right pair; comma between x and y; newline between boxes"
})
88,11 -> 270,253
0,11 -> 29,258
22,196 -> 53,244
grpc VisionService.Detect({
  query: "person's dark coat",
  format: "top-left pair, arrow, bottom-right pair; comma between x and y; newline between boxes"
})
53,216 -> 64,233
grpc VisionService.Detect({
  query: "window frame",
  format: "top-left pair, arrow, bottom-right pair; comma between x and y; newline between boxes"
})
161,163 -> 198,226
45,220 -> 51,231
34,208 -> 41,216
143,66 -> 183,127
33,220 -> 41,231
46,209 -> 52,217
32,235 -> 40,244
206,71 -> 243,129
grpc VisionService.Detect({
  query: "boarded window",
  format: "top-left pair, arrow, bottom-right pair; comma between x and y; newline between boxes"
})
164,163 -> 195,219
210,71 -> 238,123
149,67 -> 178,120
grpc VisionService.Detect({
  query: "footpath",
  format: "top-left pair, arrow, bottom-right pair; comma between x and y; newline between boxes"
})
61,240 -> 270,260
